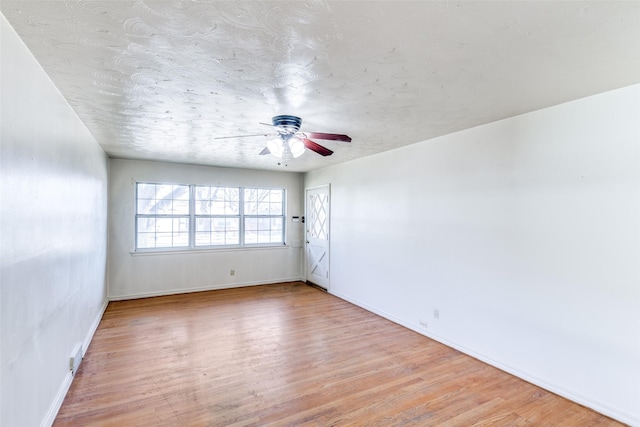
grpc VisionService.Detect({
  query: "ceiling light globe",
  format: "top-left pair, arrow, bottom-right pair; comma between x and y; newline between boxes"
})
267,139 -> 283,158
290,138 -> 305,158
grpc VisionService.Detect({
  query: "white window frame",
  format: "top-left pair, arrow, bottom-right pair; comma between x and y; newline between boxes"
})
242,187 -> 287,246
135,182 -> 286,252
194,185 -> 242,248
135,183 -> 191,250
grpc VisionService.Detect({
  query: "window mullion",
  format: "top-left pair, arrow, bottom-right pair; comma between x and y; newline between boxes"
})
189,185 -> 196,248
239,187 -> 245,246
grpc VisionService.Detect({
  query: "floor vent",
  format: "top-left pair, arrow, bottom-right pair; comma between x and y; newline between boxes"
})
70,344 -> 83,374
306,281 -> 327,292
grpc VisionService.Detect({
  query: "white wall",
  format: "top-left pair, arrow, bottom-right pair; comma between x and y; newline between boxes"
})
305,84 -> 640,425
108,159 -> 304,300
0,15 -> 109,427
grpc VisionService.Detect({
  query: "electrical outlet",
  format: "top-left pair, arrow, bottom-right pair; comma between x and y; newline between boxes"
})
419,320 -> 428,329
434,309 -> 439,319
230,269 -> 235,276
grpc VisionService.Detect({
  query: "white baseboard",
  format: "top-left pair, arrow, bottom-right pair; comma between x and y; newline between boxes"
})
40,372 -> 73,427
40,299 -> 109,427
83,300 -> 109,357
108,277 -> 305,301
328,289 -> 638,427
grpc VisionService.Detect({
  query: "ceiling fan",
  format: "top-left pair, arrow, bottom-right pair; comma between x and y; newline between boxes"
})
215,115 -> 351,161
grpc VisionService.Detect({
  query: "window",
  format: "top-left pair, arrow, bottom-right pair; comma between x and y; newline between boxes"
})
195,186 -> 240,246
136,183 -> 190,249
135,182 -> 285,250
244,188 -> 284,244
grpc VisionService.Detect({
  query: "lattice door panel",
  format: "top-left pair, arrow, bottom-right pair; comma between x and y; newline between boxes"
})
308,193 -> 328,240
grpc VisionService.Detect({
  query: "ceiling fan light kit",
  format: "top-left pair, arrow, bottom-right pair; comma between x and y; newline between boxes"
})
217,115 -> 351,164
267,115 -> 306,160
266,135 -> 305,160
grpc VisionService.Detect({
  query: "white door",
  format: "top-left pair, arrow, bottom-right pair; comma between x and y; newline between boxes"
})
305,185 -> 330,289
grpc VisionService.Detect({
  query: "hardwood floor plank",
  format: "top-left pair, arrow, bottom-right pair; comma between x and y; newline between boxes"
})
54,282 -> 624,426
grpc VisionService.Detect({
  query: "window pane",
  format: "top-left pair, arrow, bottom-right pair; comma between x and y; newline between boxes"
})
137,232 -> 156,248
196,232 -> 211,246
227,231 -> 239,245
244,188 -> 258,214
137,217 -> 155,233
244,215 -> 283,245
172,218 -> 189,247
258,201 -> 270,215
212,201 -> 225,215
225,201 -> 237,215
158,184 -> 177,201
226,188 -> 239,211
196,217 -> 212,231
173,234 -> 188,246
257,189 -> 270,214
137,183 -> 189,216
176,218 -> 189,233
270,189 -> 282,203
212,231 -> 225,245
270,202 -> 282,215
196,186 -> 210,200
137,183 -> 156,199
271,217 -> 283,232
173,200 -> 189,215
154,199 -> 170,215
172,217 -> 190,247
156,217 -> 173,232
137,198 -> 155,215
155,232 -> 173,247
257,230 -> 270,243
195,217 -> 239,246
245,232 -> 257,244
136,216 -> 189,249
225,218 -> 240,244
196,186 -> 239,216
173,185 -> 189,200
245,217 -> 257,232
258,217 -> 270,229
196,200 -> 210,215
244,188 -> 283,216
244,200 -> 257,215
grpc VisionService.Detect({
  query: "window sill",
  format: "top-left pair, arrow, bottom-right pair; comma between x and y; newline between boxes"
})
130,244 -> 291,257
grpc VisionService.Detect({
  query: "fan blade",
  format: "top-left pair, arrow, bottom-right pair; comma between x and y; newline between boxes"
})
259,147 -> 271,155
302,138 -> 333,156
214,133 -> 272,140
304,132 -> 352,142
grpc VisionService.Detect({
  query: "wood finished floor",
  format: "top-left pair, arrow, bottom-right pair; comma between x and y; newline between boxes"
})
55,282 -> 623,426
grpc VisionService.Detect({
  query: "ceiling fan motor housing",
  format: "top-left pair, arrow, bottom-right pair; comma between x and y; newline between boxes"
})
273,115 -> 302,132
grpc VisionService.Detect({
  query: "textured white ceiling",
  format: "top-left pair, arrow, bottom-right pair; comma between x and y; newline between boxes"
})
2,1 -> 640,172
